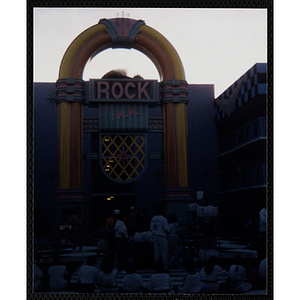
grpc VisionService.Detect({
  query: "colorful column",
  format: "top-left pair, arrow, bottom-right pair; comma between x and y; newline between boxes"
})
160,80 -> 193,221
55,78 -> 86,222
160,79 -> 189,187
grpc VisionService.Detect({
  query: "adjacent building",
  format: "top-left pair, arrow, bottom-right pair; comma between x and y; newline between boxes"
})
215,63 -> 267,236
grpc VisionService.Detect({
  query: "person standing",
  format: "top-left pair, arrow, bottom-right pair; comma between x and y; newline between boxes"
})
150,205 -> 168,270
124,206 -> 137,236
114,211 -> 131,271
167,213 -> 180,269
68,207 -> 85,253
104,209 -> 119,258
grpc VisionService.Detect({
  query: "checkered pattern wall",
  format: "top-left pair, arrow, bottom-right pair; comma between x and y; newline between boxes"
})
215,63 -> 267,122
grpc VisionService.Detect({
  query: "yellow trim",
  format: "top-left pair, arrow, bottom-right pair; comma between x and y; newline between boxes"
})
59,23 -> 107,79
176,103 -> 189,187
133,44 -> 163,80
58,102 -> 70,189
139,25 -> 185,80
59,22 -> 184,80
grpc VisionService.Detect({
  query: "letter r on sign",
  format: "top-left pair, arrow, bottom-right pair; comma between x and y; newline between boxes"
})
97,82 -> 109,99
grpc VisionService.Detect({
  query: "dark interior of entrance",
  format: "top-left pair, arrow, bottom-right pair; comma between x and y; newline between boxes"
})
91,195 -> 135,230
90,132 -> 136,229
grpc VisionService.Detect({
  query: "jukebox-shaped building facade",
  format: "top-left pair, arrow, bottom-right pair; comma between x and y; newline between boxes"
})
54,17 -> 192,226
34,17 -> 267,240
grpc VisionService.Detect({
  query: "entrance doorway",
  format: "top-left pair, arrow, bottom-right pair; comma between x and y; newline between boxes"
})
91,194 -> 135,230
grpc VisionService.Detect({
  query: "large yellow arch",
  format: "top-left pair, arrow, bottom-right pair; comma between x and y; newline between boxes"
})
58,20 -> 185,80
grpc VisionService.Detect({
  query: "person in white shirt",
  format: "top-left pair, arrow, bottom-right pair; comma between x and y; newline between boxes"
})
48,256 -> 68,291
180,258 -> 202,293
77,256 -> 100,293
98,257 -> 118,293
150,205 -> 168,270
122,262 -> 144,292
148,260 -> 173,292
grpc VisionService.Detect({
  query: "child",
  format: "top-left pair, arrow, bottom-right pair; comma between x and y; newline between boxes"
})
228,255 -> 252,293
199,256 -> 227,293
77,256 -> 100,292
148,260 -> 173,292
48,255 -> 68,291
122,262 -> 144,293
98,257 -> 118,293
180,258 -> 201,293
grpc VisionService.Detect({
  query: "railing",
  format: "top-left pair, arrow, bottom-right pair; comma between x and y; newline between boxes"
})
219,164 -> 267,192
218,117 -> 266,155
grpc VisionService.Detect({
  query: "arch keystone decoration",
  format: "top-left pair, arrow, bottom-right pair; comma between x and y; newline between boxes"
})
56,17 -> 190,200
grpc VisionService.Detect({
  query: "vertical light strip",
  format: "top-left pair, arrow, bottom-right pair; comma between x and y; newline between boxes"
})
139,24 -> 189,187
176,103 -> 189,187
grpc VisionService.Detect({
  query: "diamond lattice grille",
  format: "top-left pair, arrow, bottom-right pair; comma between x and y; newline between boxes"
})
101,135 -> 146,182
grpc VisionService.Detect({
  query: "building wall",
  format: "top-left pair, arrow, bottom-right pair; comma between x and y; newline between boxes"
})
33,62 -> 267,239
33,82 -> 218,233
215,63 -> 267,237
187,84 -> 219,205
33,83 -> 58,236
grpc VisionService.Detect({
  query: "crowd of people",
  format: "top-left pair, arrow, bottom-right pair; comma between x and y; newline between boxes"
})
33,205 -> 267,294
34,253 -> 267,293
96,205 -> 181,272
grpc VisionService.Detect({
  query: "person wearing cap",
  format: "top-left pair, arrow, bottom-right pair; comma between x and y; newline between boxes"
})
105,210 -> 119,258
114,211 -> 131,271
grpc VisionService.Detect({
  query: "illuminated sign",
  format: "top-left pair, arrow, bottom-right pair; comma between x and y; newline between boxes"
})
88,79 -> 159,132
99,103 -> 148,132
89,79 -> 158,103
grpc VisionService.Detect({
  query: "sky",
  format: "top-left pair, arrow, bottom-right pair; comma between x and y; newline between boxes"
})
34,8 -> 267,97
